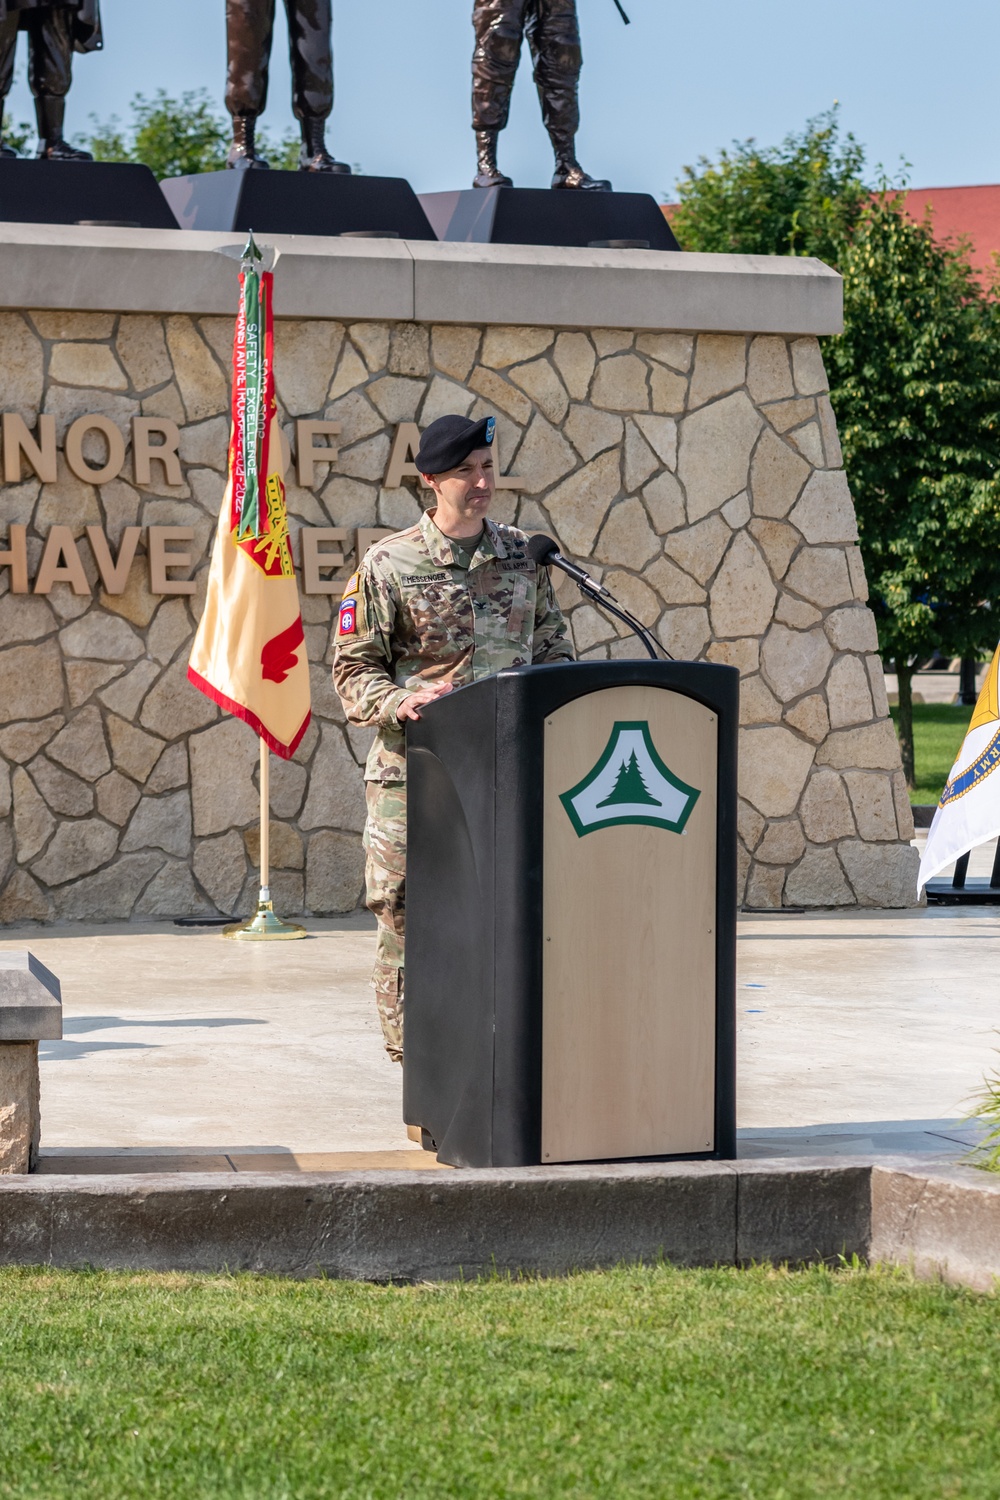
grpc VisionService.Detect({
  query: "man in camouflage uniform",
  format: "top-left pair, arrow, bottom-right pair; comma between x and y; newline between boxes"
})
333,412 -> 574,1063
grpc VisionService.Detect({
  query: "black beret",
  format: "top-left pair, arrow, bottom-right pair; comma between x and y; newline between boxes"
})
416,414 -> 495,475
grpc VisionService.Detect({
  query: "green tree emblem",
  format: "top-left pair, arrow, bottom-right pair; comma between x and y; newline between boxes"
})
559,722 -> 701,837
597,750 -> 659,808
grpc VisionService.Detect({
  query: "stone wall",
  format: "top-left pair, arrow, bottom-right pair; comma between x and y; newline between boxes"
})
0,305 -> 917,922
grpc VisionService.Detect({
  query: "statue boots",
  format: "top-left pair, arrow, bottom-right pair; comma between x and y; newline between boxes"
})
549,131 -> 611,191
35,97 -> 92,161
473,129 -> 512,189
226,114 -> 269,170
298,116 -> 350,174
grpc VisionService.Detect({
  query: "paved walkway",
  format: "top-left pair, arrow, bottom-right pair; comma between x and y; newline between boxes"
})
3,905 -> 997,1173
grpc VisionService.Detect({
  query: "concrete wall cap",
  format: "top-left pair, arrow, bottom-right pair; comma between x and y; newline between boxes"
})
0,952 -> 62,1041
0,223 -> 843,335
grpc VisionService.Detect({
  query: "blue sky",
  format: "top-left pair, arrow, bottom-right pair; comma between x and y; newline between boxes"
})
6,0 -> 999,195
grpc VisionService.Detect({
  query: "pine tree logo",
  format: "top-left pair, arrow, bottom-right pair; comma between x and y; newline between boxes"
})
560,721 -> 700,837
596,750 -> 660,809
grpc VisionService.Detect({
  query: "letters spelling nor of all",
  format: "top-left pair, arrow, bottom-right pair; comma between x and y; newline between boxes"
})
0,415 -> 522,601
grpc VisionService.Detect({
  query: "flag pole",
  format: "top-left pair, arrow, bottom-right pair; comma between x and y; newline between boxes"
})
259,741 -> 270,903
224,738 -> 306,940
191,228 -> 309,942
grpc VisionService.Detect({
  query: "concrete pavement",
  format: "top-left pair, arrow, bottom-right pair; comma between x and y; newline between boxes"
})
1,904 -> 996,1172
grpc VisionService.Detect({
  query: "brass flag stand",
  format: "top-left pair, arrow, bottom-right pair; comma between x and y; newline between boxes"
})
225,742 -> 306,940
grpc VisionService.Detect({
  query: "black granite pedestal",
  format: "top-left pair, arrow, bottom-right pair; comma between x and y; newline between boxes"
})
419,187 -> 681,250
0,160 -> 178,228
161,171 -> 437,239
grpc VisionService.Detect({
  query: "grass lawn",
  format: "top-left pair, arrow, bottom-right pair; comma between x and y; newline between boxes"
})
1,1263 -> 999,1499
889,702 -> 973,805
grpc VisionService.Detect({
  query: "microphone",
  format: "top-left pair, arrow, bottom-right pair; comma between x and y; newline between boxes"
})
526,534 -> 611,599
526,534 -> 669,662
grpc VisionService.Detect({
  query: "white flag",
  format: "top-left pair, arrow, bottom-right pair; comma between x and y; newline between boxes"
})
918,644 -> 1000,890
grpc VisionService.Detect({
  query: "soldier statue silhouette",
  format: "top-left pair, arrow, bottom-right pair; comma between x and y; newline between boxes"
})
0,0 -> 101,161
225,0 -> 349,172
471,0 -> 611,191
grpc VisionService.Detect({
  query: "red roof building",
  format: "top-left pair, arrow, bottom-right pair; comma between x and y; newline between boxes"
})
663,185 -> 1000,278
895,185 -> 1000,278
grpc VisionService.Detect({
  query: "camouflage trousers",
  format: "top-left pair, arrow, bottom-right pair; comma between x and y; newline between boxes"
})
363,781 -> 407,1064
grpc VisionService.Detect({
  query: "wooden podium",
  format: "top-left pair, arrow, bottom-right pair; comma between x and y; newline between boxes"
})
403,660 -> 738,1167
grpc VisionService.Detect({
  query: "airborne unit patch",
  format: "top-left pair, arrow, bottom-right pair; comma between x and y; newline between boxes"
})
338,597 -> 357,637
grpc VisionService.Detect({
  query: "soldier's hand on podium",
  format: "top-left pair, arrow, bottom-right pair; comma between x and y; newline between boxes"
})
397,683 -> 454,722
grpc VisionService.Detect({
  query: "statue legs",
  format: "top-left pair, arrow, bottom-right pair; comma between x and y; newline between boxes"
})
471,0 -> 609,191
226,0 -> 349,173
471,0 -> 522,187
526,0 -> 609,191
0,7 -> 92,162
287,0 -> 349,172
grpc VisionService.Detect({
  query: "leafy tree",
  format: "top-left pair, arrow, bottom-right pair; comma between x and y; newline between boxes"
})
2,116 -> 34,155
670,108 -> 868,268
672,115 -> 1000,786
78,90 -> 300,177
827,193 -> 1000,783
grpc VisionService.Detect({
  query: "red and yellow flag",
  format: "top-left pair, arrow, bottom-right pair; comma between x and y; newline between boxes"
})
188,237 -> 310,758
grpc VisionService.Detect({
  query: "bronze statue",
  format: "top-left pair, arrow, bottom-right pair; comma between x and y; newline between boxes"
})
0,0 -> 101,161
225,0 -> 349,172
472,0 -> 610,191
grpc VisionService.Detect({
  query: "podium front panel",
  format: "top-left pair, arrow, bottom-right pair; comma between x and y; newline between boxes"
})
405,659 -> 737,1168
541,685 -> 717,1162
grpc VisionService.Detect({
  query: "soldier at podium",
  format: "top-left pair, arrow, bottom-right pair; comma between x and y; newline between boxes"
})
333,412 -> 574,1063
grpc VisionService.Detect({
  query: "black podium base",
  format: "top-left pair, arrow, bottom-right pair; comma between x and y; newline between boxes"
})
0,159 -> 179,229
161,170 -> 437,240
419,187 -> 681,251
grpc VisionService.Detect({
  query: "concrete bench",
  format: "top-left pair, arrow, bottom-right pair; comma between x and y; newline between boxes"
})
0,953 -> 62,1174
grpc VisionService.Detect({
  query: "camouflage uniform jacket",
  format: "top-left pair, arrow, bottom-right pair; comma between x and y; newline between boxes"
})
333,507 -> 574,783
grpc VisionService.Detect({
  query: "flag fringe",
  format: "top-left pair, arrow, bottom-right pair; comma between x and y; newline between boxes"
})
186,665 -> 310,761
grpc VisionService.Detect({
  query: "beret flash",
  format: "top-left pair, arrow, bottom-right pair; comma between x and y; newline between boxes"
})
416,414 -> 496,476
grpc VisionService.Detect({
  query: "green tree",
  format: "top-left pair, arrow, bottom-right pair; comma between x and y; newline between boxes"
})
671,114 -> 1000,787
79,90 -> 300,177
597,751 -> 658,808
2,116 -> 34,155
827,192 -> 1000,783
670,107 -> 867,267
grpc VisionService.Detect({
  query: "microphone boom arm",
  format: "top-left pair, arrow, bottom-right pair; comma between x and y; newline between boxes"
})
571,574 -> 668,661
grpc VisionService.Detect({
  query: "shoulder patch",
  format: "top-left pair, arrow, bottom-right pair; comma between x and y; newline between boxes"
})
337,597 -> 358,637
341,571 -> 360,599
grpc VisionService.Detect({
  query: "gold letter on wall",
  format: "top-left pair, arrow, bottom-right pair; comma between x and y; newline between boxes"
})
295,419 -> 341,488
0,525 -> 29,593
2,413 -> 57,483
148,527 -> 196,595
86,525 -> 142,595
301,527 -> 349,594
65,415 -> 127,486
384,423 -> 422,488
34,526 -> 92,596
132,418 -> 182,486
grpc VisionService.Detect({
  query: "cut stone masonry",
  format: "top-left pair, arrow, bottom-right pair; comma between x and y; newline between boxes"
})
0,307 -> 917,920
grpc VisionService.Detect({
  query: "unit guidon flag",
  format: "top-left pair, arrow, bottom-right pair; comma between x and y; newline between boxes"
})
187,236 -> 311,759
918,642 -> 1000,889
